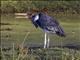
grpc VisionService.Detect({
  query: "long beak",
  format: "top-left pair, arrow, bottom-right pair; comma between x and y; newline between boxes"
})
15,13 -> 29,18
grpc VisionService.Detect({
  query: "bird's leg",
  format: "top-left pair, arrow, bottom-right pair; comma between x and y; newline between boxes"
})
44,32 -> 47,48
47,33 -> 50,48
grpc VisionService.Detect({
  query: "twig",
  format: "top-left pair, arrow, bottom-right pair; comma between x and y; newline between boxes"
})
16,32 -> 30,60
21,32 -> 30,47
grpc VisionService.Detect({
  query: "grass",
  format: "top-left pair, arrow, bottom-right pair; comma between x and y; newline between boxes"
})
0,14 -> 80,60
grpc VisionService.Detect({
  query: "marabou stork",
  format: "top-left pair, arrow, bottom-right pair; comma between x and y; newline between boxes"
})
27,9 -> 65,48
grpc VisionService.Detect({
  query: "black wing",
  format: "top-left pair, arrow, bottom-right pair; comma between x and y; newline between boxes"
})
43,15 -> 65,37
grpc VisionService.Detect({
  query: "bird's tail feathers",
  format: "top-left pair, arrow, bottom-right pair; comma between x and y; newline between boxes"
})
56,26 -> 66,37
56,31 -> 66,37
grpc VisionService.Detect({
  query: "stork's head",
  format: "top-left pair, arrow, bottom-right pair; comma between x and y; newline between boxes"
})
27,9 -> 39,19
26,8 -> 48,20
27,8 -> 48,22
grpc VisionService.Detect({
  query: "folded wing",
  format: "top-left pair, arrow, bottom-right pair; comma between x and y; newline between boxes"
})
43,14 -> 66,37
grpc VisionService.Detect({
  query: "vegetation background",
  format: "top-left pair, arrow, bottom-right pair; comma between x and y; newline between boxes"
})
1,0 -> 80,14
